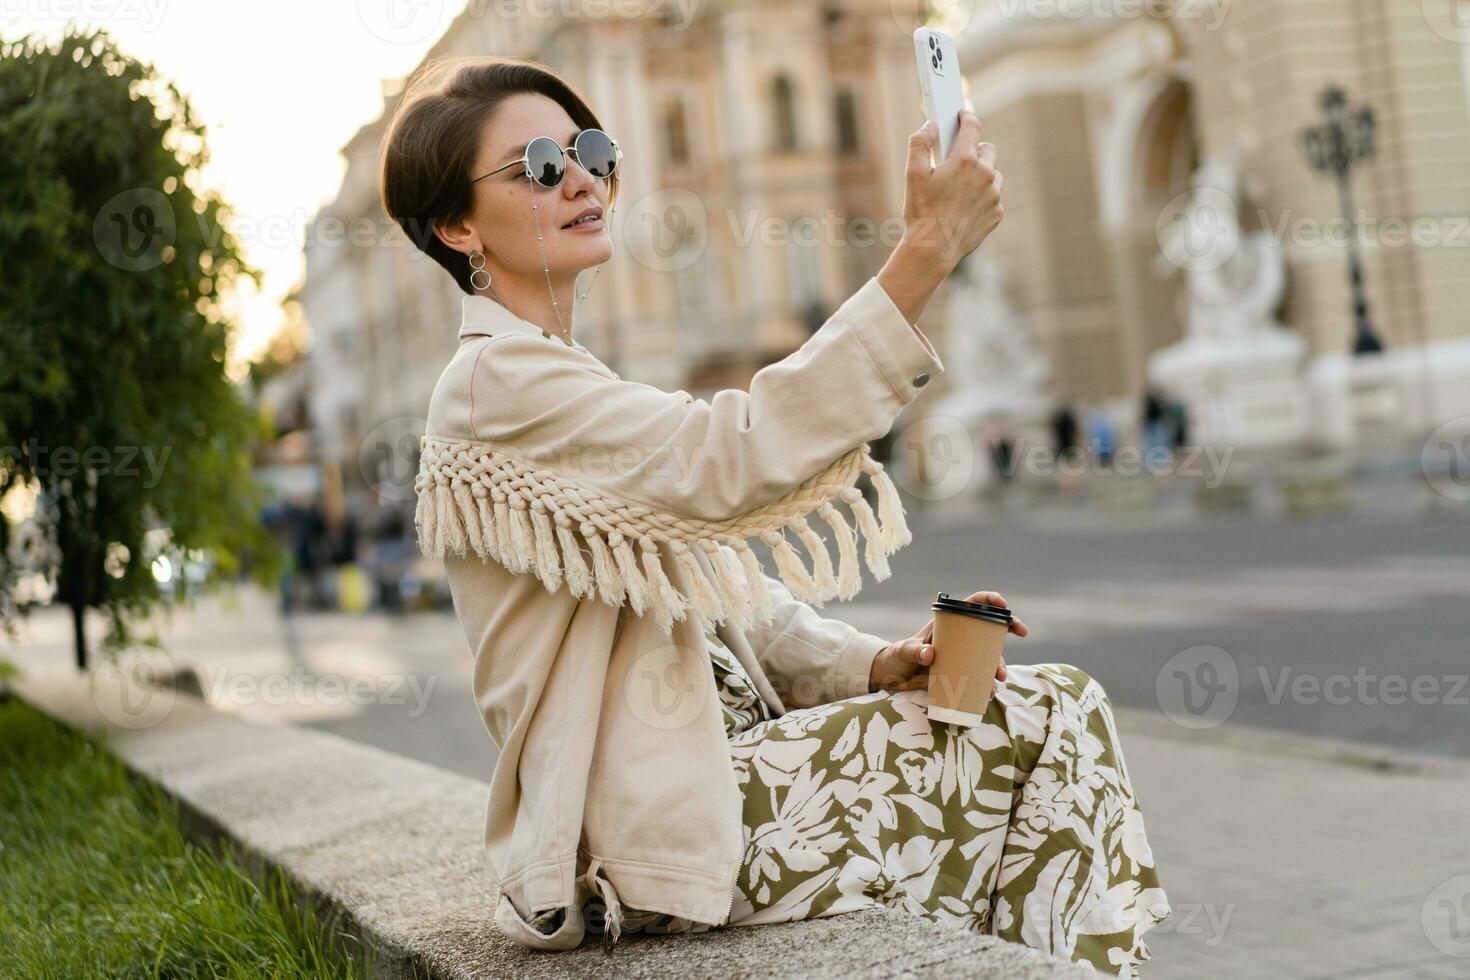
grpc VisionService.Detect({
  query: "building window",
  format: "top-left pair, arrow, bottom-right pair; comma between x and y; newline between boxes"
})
834,88 -> 859,153
785,217 -> 823,330
675,254 -> 710,319
843,223 -> 879,290
663,98 -> 690,166
772,74 -> 798,153
675,249 -> 715,351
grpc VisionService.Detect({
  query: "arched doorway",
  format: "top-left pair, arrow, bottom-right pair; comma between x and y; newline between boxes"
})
1101,73 -> 1200,397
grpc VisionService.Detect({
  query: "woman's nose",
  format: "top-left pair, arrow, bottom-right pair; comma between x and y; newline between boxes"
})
561,153 -> 599,194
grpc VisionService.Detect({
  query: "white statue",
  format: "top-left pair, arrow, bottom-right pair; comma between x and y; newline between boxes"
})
1148,144 -> 1311,456
942,249 -> 1050,411
1153,144 -> 1290,343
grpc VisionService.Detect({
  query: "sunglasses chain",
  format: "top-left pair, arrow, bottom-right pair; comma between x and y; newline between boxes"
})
529,189 -> 613,339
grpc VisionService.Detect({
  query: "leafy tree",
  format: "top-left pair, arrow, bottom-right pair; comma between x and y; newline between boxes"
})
0,26 -> 284,669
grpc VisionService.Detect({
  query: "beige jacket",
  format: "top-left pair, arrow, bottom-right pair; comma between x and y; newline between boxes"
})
414,274 -> 945,950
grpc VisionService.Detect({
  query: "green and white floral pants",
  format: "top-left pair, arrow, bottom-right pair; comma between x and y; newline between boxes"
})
586,628 -> 1172,977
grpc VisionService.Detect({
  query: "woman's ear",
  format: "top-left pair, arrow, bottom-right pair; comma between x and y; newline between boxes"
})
431,216 -> 477,259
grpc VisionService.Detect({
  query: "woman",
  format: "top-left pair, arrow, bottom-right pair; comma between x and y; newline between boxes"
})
381,57 -> 1170,976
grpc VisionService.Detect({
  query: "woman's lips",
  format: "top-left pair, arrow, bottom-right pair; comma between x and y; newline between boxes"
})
562,215 -> 604,232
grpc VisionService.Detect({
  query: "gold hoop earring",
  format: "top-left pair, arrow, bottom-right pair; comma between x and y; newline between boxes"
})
468,249 -> 492,292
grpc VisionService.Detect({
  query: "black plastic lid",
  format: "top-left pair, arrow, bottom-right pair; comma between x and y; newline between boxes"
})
931,591 -> 1013,626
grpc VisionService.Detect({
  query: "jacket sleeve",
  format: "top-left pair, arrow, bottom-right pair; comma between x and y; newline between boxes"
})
454,275 -> 943,524
738,566 -> 890,710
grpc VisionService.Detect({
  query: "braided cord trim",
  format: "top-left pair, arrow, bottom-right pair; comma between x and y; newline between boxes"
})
413,434 -> 912,635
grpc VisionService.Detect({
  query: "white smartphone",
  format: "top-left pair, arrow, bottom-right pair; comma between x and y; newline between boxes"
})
913,27 -> 966,162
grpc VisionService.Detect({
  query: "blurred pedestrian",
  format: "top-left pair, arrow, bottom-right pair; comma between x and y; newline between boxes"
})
1142,387 -> 1172,468
1051,404 -> 1077,460
990,416 -> 1017,484
1167,397 -> 1189,450
1087,409 -> 1115,469
371,506 -> 410,612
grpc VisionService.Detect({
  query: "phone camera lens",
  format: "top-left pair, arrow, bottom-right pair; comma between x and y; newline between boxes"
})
932,54 -> 940,70
928,35 -> 936,49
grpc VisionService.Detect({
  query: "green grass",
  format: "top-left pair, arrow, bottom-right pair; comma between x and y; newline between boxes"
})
0,695 -> 372,979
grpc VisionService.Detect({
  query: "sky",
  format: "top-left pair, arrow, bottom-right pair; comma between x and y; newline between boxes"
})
2,0 -> 471,367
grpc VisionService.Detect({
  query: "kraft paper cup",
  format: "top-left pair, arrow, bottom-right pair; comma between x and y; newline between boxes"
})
926,592 -> 1013,727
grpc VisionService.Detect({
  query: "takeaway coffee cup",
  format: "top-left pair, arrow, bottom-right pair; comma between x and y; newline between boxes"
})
926,592 -> 1013,727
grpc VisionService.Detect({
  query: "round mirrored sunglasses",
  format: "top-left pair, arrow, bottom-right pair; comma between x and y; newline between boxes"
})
471,128 -> 621,189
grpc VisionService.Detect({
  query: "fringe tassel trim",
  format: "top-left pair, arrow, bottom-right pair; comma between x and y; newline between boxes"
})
414,435 -> 911,635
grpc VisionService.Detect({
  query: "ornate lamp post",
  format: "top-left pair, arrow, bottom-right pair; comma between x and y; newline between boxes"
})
1299,85 -> 1382,355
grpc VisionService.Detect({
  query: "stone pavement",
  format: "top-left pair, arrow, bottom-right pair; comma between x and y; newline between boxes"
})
1109,708 -> 1470,978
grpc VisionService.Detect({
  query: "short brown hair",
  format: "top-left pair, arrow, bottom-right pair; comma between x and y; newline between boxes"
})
379,57 -> 619,295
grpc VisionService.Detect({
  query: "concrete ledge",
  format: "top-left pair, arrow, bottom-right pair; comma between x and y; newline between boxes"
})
14,670 -> 1094,979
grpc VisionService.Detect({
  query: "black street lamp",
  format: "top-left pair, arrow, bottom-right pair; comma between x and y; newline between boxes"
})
1299,85 -> 1383,355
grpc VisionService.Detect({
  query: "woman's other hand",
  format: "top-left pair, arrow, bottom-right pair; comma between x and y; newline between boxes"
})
867,590 -> 1028,694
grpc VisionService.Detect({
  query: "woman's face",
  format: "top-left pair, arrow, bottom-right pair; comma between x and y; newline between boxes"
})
462,92 -> 614,282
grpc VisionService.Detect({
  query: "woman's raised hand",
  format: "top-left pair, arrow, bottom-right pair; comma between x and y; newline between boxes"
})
898,109 -> 1004,276
874,109 -> 1003,325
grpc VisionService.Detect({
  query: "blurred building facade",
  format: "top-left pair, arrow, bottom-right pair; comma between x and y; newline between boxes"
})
955,0 -> 1470,458
300,0 -> 1470,514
